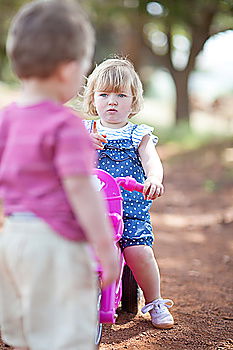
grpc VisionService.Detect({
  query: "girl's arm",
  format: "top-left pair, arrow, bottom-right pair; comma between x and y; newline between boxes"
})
138,134 -> 164,200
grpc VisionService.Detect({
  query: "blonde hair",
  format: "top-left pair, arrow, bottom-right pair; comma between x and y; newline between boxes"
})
82,58 -> 143,117
7,0 -> 94,78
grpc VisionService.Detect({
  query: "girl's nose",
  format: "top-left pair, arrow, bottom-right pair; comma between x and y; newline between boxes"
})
108,95 -> 118,105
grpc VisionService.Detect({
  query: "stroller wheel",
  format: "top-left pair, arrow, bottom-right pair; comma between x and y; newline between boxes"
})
121,265 -> 139,314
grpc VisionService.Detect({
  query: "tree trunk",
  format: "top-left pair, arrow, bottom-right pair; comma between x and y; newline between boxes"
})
117,25 -> 142,72
172,70 -> 190,124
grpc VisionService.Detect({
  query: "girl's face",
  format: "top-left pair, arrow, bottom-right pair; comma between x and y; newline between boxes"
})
93,87 -> 133,128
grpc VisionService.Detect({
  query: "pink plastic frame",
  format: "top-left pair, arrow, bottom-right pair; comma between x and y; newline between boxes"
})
94,169 -> 144,323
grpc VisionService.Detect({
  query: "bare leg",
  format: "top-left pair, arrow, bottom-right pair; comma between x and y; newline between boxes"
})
123,245 -> 161,303
14,348 -> 29,350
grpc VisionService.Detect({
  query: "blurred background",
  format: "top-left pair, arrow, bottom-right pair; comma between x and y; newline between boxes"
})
0,1 -> 233,205
0,2 -> 232,349
0,0 -> 233,141
0,0 -> 233,136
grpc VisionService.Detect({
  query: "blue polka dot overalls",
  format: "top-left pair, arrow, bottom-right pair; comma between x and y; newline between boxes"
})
96,124 -> 154,250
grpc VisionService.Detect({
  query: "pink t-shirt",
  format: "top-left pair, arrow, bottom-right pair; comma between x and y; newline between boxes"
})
0,100 -> 95,241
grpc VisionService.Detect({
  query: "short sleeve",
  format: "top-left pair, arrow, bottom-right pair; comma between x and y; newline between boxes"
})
0,112 -> 4,162
0,110 -> 8,163
132,124 -> 158,149
54,113 -> 96,177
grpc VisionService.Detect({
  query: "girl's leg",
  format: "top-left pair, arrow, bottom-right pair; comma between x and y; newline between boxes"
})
123,245 -> 161,303
124,245 -> 174,329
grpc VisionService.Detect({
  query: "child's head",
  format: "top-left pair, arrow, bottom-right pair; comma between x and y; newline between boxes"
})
83,58 -> 143,117
7,0 -> 94,80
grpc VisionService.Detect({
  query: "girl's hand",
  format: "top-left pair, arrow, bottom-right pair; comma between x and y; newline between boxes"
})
90,120 -> 107,150
143,176 -> 164,200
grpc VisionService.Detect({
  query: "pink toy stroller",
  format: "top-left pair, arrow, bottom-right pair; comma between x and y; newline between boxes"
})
93,169 -> 145,345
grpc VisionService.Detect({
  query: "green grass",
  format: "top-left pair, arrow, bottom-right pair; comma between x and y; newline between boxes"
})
157,121 -> 231,150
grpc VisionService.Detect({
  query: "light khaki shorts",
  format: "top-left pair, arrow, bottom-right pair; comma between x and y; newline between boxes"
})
0,217 -> 97,350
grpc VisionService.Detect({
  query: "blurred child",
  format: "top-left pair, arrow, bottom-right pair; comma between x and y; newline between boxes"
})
0,1 -> 119,349
83,58 -> 174,329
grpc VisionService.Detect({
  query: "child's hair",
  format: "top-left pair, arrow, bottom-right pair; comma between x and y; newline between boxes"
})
82,58 -> 144,117
6,0 -> 94,79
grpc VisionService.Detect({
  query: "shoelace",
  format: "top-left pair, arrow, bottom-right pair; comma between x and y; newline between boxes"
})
141,298 -> 174,314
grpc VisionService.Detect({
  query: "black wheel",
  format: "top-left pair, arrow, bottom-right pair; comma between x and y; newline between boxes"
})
121,265 -> 139,314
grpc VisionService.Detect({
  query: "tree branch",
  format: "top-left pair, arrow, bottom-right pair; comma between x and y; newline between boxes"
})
186,3 -> 218,73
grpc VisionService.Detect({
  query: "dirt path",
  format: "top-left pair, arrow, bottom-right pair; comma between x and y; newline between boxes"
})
1,139 -> 233,350
99,140 -> 233,350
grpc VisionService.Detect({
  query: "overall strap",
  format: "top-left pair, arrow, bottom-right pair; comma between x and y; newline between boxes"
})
130,124 -> 138,147
131,124 -> 138,134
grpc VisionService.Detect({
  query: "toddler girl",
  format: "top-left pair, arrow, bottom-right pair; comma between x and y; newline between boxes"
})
83,58 -> 174,329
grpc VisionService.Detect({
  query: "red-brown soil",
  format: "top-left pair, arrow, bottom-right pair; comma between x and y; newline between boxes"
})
1,139 -> 233,350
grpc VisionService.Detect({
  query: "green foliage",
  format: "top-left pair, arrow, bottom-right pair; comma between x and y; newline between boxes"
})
157,121 -> 230,149
0,0 -> 29,80
158,122 -> 205,146
203,179 -> 218,193
1,0 -> 233,126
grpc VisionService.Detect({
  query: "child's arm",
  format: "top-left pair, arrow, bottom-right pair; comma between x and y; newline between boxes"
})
138,135 -> 164,200
62,174 -> 119,288
0,199 -> 4,230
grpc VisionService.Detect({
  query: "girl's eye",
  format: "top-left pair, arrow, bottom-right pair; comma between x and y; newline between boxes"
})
99,93 -> 108,97
118,94 -> 127,98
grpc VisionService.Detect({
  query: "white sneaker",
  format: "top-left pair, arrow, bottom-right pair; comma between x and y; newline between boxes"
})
141,298 -> 174,329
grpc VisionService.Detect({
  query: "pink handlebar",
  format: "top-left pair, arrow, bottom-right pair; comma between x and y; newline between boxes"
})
116,176 -> 144,193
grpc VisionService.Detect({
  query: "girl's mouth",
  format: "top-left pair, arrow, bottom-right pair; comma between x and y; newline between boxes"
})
107,109 -> 117,113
